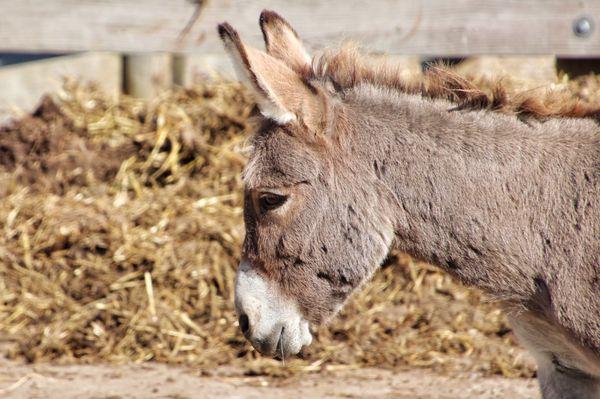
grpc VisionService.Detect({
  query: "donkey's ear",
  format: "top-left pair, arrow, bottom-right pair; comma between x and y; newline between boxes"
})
218,22 -> 324,129
259,10 -> 311,74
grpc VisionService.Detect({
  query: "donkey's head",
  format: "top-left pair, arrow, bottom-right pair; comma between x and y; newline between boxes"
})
219,11 -> 396,358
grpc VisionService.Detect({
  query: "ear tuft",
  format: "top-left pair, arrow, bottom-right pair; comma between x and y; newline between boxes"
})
258,10 -> 279,28
217,23 -> 238,45
217,23 -> 250,68
218,19 -> 325,131
258,10 -> 311,74
259,10 -> 301,42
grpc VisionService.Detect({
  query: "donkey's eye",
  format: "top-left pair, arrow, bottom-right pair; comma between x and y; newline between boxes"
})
258,193 -> 287,212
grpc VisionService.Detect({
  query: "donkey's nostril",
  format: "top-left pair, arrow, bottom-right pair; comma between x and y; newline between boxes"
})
239,313 -> 250,336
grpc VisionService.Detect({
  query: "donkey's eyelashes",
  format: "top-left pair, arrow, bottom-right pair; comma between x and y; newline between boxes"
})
259,192 -> 288,212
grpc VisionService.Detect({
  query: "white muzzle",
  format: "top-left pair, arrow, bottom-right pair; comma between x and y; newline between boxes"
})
234,259 -> 312,358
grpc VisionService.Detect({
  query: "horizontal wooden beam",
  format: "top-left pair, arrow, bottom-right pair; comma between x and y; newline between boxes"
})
0,1 -> 599,56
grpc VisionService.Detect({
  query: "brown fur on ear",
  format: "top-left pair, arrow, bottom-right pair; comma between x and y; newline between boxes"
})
218,22 -> 325,131
259,10 -> 312,76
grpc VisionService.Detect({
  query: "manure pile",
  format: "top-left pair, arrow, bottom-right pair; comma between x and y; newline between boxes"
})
1,73 -> 598,377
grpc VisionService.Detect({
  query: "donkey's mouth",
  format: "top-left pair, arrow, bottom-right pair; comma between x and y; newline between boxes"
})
252,326 -> 283,357
235,259 -> 313,358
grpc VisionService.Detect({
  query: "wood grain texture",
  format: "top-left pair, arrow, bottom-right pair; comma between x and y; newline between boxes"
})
124,53 -> 173,97
0,1 -> 598,55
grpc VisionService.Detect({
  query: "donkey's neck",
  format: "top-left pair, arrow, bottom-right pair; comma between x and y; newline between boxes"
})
345,86 -> 599,301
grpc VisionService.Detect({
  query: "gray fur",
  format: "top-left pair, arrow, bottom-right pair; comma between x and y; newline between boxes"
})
221,11 -> 600,398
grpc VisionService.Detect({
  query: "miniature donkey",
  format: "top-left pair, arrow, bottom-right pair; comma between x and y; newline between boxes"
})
218,11 -> 600,398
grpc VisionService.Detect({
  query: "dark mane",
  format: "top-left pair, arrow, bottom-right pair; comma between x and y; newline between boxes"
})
310,44 -> 600,121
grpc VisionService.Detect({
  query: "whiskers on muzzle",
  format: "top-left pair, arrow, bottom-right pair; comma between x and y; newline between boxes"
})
276,327 -> 286,365
235,259 -> 312,359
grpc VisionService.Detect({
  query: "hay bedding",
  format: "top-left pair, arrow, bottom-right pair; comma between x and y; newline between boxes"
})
2,73 -> 597,378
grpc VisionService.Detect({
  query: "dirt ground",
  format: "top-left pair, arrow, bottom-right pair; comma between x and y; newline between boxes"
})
0,358 -> 539,399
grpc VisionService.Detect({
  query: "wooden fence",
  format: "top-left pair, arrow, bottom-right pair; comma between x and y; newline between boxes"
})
0,0 -> 599,118
2,0 -> 599,55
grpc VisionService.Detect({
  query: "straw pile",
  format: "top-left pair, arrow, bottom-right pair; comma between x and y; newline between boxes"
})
1,71 -> 598,378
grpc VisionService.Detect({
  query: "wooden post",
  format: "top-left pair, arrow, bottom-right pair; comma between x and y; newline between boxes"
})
124,53 -> 173,97
173,54 -> 236,86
